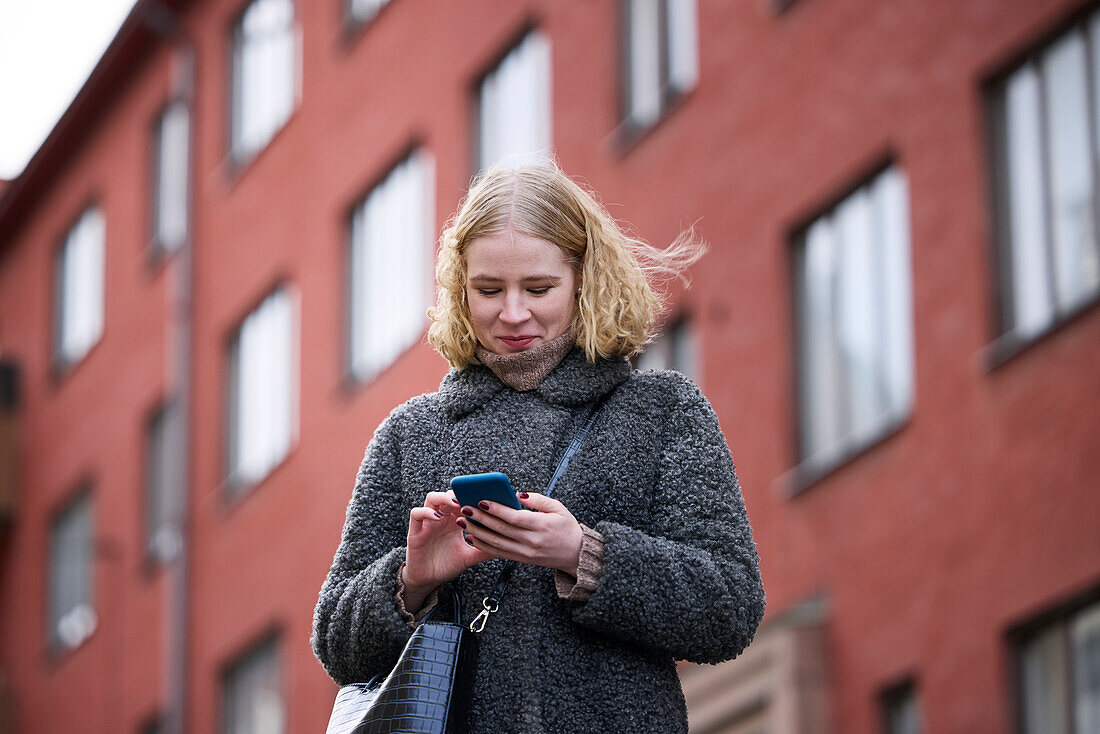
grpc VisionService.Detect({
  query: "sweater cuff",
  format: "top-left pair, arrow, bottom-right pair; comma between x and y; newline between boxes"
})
555,524 -> 604,602
395,562 -> 440,628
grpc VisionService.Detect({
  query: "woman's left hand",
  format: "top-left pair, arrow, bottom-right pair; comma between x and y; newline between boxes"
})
457,492 -> 584,576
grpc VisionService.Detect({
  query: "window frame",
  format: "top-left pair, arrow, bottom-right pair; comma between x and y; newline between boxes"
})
140,715 -> 169,734
982,3 -> 1100,368
149,97 -> 192,259
787,160 -> 915,493
473,25 -> 553,175
879,678 -> 922,734
1007,585 -> 1100,734
52,202 -> 106,378
143,398 -> 182,568
343,145 -> 435,387
227,0 -> 301,169
633,314 -> 700,384
220,633 -> 284,734
223,284 -> 300,500
340,0 -> 394,41
46,484 -> 96,654
617,0 -> 699,146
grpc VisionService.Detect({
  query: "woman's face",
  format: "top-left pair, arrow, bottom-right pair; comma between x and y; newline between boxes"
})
465,230 -> 578,354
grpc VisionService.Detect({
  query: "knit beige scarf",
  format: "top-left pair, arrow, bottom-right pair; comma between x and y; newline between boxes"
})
476,330 -> 576,391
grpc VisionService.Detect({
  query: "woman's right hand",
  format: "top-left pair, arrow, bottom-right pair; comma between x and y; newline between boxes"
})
402,490 -> 493,603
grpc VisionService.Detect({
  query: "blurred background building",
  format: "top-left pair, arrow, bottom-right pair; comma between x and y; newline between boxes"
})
0,0 -> 1098,732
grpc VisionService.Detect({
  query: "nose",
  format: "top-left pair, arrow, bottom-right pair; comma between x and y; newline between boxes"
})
499,292 -> 530,325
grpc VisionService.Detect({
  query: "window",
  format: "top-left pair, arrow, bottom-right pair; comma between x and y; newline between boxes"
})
231,0 -> 296,163
346,0 -> 389,26
477,30 -> 552,171
54,206 -> 105,370
621,0 -> 698,132
679,596 -> 827,733
988,11 -> 1100,344
348,150 -> 434,382
152,100 -> 190,253
48,489 -> 96,650
226,288 -> 297,493
793,166 -> 913,478
1016,598 -> 1100,734
145,400 -> 182,564
635,318 -> 698,382
880,681 -> 921,734
141,717 -> 169,734
223,637 -> 284,734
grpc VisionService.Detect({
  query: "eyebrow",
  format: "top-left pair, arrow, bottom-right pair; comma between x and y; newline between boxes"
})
467,274 -> 563,284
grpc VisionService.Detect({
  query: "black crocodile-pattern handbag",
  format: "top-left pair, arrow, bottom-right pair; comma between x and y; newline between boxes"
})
325,588 -> 478,734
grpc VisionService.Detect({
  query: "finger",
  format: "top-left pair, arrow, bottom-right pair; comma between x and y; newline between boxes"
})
466,535 -> 525,563
458,513 -> 527,549
516,492 -> 567,514
424,492 -> 460,514
459,538 -> 496,565
409,507 -> 446,531
474,500 -> 542,530
411,506 -> 445,521
459,504 -> 532,538
463,522 -> 528,559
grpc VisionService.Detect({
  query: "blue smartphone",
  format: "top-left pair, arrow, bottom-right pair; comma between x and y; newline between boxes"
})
450,472 -> 522,528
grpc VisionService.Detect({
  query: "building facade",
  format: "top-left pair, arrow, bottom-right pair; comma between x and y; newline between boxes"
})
0,0 -> 1097,732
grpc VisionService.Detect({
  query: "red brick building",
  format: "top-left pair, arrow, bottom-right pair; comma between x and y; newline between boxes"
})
1,0 -> 1097,732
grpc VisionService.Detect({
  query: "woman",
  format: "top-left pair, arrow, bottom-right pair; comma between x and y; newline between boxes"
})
311,162 -> 765,733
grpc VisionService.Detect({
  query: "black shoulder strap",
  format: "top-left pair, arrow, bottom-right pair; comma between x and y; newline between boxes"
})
469,385 -> 618,633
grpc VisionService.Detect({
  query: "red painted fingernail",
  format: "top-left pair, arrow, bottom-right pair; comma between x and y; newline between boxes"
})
518,492 -> 529,499
461,507 -> 473,517
451,498 -> 460,505
456,518 -> 467,529
433,510 -> 442,519
478,501 -> 490,511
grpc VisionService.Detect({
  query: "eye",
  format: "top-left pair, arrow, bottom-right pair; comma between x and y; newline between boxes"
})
475,288 -> 501,296
528,286 -> 552,295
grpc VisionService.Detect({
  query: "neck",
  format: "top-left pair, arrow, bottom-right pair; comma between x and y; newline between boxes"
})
476,331 -> 576,391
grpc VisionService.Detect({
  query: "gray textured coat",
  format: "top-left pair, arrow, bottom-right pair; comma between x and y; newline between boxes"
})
311,349 -> 765,732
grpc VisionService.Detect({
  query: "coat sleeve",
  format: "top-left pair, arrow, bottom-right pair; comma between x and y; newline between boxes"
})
567,377 -> 766,664
310,411 -> 416,686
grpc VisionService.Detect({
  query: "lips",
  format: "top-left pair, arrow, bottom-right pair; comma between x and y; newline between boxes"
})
498,335 -> 538,348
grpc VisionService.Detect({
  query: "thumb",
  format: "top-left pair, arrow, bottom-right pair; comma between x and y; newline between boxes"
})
517,491 -> 564,513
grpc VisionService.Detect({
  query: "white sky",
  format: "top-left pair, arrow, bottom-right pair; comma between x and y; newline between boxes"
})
0,0 -> 138,180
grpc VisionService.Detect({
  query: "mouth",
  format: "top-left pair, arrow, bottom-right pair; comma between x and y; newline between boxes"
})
498,335 -> 539,348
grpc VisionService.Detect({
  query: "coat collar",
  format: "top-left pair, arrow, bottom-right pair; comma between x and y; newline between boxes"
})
438,347 -> 631,418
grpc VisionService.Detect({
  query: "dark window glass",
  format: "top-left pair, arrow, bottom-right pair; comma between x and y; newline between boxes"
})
1017,599 -> 1100,734
152,100 -> 190,253
881,682 -> 921,734
477,30 -> 551,171
146,400 -> 182,563
635,318 -> 698,382
988,11 -> 1100,344
226,288 -> 296,493
347,150 -> 433,382
48,489 -> 96,650
231,0 -> 295,163
223,637 -> 283,734
621,0 -> 698,131
54,207 -> 105,369
346,0 -> 389,25
793,167 -> 913,478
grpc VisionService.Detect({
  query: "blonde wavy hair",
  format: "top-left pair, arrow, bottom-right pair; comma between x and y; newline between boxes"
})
427,161 -> 705,368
